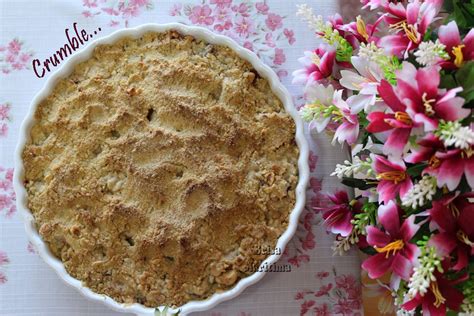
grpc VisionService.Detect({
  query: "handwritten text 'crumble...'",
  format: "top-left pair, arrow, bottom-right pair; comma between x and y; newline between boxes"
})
32,23 -> 102,78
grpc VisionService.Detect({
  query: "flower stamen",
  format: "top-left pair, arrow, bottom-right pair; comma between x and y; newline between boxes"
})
310,52 -> 321,67
377,171 -> 406,184
457,230 -> 474,247
449,203 -> 460,217
374,239 -> 405,258
403,23 -> 420,43
430,281 -> 446,308
463,147 -> 474,159
422,92 -> 436,116
390,21 -> 419,43
452,44 -> 465,68
428,155 -> 441,169
356,16 -> 369,41
395,111 -> 413,125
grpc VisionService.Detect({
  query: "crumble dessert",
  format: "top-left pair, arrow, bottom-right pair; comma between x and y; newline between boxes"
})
22,30 -> 299,307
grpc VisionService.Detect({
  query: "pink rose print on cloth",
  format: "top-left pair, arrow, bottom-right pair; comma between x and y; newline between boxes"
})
0,167 -> 16,218
0,250 -> 9,285
282,206 -> 320,267
210,313 -> 251,316
27,242 -> 38,254
169,0 -> 295,77
281,151 -> 330,268
295,271 -> 362,316
82,0 -> 153,27
0,39 -> 34,74
0,103 -> 12,138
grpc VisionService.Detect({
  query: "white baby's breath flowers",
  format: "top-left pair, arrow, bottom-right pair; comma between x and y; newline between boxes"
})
358,42 -> 385,63
396,309 -> 415,316
460,303 -> 474,316
296,4 -> 327,33
332,231 -> 358,255
401,175 -> 437,209
414,40 -> 448,66
331,156 -> 374,178
437,121 -> 474,150
407,247 -> 442,299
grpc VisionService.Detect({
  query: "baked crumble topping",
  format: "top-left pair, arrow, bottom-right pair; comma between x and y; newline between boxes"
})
22,31 -> 299,307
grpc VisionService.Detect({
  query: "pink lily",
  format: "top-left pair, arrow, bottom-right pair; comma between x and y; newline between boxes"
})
405,133 -> 444,164
319,191 -> 361,237
339,15 -> 383,45
394,63 -> 469,131
329,13 -> 383,51
362,201 -> 419,282
367,79 -> 417,157
332,91 -> 360,145
424,147 -> 474,190
361,0 -> 388,10
380,0 -> 439,57
372,154 -> 413,204
402,267 -> 466,316
292,44 -> 336,87
428,193 -> 474,271
438,20 -> 474,69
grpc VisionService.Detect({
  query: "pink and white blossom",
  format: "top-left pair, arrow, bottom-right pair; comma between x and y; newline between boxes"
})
189,5 -> 214,25
372,155 -> 413,203
438,20 -> 474,69
332,91 -> 360,145
362,201 -> 419,283
380,0 -> 440,57
265,13 -> 283,31
292,45 -> 336,87
318,190 -> 360,237
340,56 -> 384,113
394,63 -> 468,132
424,148 -> 474,191
234,16 -> 253,38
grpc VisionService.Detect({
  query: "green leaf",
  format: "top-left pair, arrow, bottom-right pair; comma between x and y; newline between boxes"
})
341,177 -> 377,190
456,61 -> 474,88
443,0 -> 454,11
456,61 -> 474,102
440,73 -> 457,90
446,0 -> 474,33
464,91 -> 474,105
406,164 -> 428,178
359,246 -> 377,255
453,3 -> 468,28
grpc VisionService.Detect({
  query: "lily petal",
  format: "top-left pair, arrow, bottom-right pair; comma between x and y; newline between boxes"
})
362,253 -> 395,279
400,215 -> 419,241
428,232 -> 457,257
366,225 -> 391,247
392,253 -> 413,280
437,156 -> 464,190
378,200 -> 400,237
384,127 -> 411,157
378,80 -> 405,112
438,21 -> 462,52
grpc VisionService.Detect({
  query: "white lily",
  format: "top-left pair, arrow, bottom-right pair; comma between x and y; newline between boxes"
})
300,83 -> 335,132
340,56 -> 384,113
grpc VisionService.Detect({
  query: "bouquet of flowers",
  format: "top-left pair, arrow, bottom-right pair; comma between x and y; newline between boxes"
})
293,0 -> 474,314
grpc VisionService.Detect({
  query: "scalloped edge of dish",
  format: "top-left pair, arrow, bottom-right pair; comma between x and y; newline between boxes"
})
13,23 -> 309,316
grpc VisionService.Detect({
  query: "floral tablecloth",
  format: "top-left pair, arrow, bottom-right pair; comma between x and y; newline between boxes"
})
0,1 -> 366,315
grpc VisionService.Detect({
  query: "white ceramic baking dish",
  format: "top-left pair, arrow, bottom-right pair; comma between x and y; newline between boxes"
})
13,23 -> 309,315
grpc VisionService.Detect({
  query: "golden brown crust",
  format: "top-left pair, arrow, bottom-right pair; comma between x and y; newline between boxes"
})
23,31 -> 298,307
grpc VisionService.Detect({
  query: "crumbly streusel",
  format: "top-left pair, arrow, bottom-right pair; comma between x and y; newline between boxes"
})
23,31 -> 298,307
